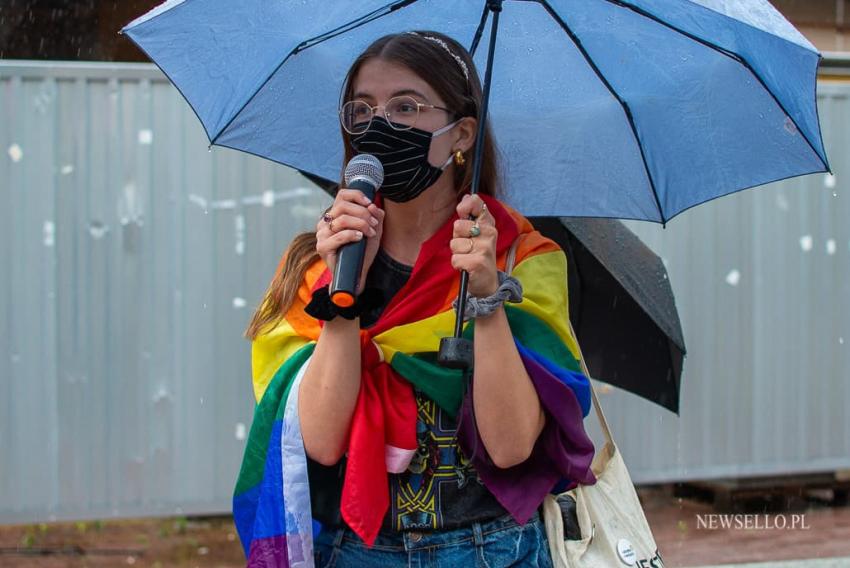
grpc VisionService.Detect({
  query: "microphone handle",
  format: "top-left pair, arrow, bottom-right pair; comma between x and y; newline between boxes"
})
330,179 -> 376,307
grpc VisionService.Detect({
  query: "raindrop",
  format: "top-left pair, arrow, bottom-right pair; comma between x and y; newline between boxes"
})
839,337 -> 844,345
89,221 -> 109,240
233,297 -> 246,309
235,423 -> 247,441
137,129 -> 153,145
199,397 -> 205,405
60,164 -> 74,175
799,235 -> 813,252
826,239 -> 837,255
203,303 -> 207,309
783,117 -> 797,135
262,190 -> 275,208
824,173 -> 836,188
7,143 -> 23,163
725,269 -> 741,286
197,547 -> 209,556
775,194 -> 789,211
235,214 -> 246,255
43,221 -> 55,247
152,386 -> 171,404
189,194 -> 208,209
126,556 -> 136,565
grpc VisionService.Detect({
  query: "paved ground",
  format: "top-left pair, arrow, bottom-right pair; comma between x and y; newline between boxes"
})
642,485 -> 850,567
0,486 -> 848,566
695,559 -> 850,568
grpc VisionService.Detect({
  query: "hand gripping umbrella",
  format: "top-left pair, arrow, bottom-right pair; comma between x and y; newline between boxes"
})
121,0 -> 829,368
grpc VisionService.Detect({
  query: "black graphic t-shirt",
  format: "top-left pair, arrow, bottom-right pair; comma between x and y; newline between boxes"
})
307,247 -> 507,532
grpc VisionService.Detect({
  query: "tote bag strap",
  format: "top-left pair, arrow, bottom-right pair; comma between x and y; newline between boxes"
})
505,236 -> 520,275
506,234 -> 614,448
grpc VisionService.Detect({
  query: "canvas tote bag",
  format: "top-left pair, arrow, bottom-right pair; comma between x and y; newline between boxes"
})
541,318 -> 666,568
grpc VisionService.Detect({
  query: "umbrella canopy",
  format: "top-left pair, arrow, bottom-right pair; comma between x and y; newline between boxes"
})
531,217 -> 686,414
122,0 -> 830,223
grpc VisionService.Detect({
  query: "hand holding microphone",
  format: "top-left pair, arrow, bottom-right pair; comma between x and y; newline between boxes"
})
314,155 -> 385,308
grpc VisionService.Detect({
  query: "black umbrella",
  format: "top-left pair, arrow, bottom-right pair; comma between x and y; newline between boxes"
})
531,217 -> 686,414
302,172 -> 686,414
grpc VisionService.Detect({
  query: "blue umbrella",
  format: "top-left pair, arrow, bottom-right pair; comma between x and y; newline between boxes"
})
121,0 -> 830,367
121,0 -> 830,222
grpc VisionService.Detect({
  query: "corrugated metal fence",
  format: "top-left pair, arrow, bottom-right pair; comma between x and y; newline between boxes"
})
0,61 -> 848,524
0,61 -> 331,524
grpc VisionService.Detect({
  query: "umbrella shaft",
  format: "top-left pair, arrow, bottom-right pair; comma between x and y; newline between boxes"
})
454,0 -> 502,340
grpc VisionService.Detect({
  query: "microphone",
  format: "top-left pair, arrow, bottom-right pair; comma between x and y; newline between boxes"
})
330,154 -> 384,308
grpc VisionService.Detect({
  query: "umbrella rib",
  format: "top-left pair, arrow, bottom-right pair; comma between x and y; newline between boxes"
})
292,0 -> 418,54
604,0 -> 829,177
208,0 -> 420,147
469,5 -> 491,56
539,1 -> 667,226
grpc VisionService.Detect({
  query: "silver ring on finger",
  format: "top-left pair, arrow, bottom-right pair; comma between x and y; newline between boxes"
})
468,221 -> 481,238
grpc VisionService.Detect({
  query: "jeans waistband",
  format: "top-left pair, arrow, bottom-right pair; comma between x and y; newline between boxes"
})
330,510 -> 542,553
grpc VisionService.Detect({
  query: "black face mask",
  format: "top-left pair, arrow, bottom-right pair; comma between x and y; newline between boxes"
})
350,116 -> 459,203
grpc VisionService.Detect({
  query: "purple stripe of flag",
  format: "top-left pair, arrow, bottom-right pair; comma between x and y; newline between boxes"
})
456,343 -> 596,525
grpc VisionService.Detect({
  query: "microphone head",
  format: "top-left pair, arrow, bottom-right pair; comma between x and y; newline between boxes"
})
344,154 -> 384,189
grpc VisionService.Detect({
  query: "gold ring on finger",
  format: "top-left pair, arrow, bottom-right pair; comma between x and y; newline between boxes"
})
465,238 -> 475,253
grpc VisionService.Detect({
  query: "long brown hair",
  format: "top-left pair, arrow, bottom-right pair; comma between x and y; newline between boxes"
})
245,30 -> 501,340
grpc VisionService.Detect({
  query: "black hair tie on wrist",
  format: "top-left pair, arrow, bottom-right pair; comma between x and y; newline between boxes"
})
304,284 -> 385,321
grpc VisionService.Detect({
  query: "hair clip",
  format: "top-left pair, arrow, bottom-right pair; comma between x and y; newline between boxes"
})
407,32 -> 470,81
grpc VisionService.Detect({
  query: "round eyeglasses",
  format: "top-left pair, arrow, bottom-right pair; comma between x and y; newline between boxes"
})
339,95 -> 455,135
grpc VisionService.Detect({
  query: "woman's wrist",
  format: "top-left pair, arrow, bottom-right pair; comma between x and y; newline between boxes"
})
305,284 -> 384,321
469,272 -> 500,298
454,271 -> 522,321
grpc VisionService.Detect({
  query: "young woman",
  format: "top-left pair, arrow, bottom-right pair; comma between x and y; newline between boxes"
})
236,31 -> 597,568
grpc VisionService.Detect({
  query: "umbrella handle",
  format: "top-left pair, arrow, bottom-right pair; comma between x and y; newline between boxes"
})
438,0 -> 503,370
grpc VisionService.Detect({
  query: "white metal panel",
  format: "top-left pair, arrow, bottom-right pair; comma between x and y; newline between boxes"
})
0,61 -> 330,523
0,61 -> 848,524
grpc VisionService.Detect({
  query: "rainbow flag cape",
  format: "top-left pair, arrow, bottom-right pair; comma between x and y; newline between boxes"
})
233,194 -> 597,566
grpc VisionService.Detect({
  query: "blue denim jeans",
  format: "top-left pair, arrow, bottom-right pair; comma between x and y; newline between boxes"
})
313,510 -> 553,567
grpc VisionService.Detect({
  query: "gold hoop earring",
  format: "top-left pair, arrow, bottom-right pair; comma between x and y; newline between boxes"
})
454,150 -> 466,167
